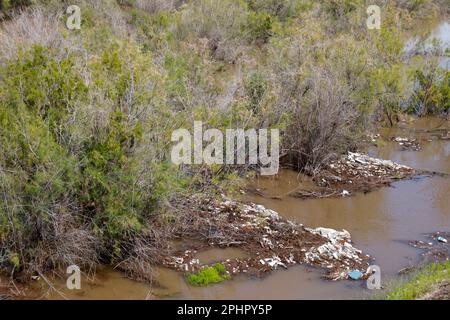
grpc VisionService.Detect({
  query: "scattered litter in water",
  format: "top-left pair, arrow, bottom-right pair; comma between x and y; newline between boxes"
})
407,232 -> 450,265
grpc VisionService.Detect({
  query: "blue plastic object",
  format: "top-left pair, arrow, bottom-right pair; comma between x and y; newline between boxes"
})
348,270 -> 363,280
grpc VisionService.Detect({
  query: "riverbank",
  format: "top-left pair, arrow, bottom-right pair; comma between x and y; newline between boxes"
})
384,261 -> 450,300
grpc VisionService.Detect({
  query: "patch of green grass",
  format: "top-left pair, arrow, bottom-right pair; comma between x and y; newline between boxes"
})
385,261 -> 450,300
186,263 -> 230,287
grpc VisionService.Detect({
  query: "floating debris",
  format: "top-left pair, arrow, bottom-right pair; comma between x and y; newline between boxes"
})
368,133 -> 380,143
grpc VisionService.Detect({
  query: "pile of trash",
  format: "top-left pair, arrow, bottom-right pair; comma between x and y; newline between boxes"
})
304,227 -> 371,280
338,152 -> 412,176
392,137 -> 421,151
164,198 -> 371,281
291,152 -> 415,199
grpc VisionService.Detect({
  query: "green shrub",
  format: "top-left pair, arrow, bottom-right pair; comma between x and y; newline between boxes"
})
322,0 -> 362,18
409,67 -> 449,116
0,46 -> 92,273
0,43 -> 185,275
3,46 -> 87,133
246,11 -> 273,43
245,72 -> 267,113
370,64 -> 407,126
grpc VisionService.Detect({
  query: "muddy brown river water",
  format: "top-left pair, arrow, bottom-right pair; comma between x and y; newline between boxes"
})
31,117 -> 448,300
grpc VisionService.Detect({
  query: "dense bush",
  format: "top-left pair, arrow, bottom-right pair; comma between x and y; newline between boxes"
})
410,67 -> 450,116
0,46 -> 92,272
0,42 -> 182,275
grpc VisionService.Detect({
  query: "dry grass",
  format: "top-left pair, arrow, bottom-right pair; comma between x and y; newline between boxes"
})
32,211 -> 99,274
0,8 -> 65,61
0,201 -> 99,278
134,0 -> 176,14
173,0 -> 251,63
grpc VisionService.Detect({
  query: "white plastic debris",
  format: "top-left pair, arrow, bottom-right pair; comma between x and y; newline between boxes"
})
437,236 -> 448,243
260,256 -> 287,269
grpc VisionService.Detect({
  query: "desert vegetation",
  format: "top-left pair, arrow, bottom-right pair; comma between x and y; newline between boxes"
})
0,0 -> 448,285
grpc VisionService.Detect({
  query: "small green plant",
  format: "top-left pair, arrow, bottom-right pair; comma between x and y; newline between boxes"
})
186,263 -> 230,286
